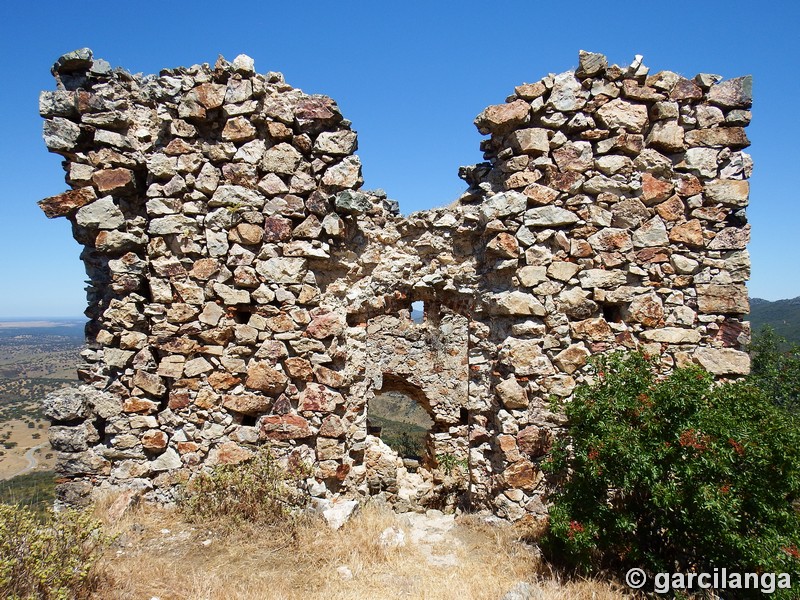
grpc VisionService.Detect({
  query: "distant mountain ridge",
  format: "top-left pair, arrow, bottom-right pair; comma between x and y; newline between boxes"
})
747,296 -> 800,344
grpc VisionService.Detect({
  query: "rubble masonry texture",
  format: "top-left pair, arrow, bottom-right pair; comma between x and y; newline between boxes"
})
38,48 -> 753,520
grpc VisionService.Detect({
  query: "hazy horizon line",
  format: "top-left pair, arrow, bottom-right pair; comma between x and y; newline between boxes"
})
0,294 -> 798,322
0,316 -> 85,321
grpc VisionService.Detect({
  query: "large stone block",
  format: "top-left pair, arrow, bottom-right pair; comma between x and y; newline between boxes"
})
260,414 -> 312,441
697,284 -> 749,314
694,348 -> 750,375
39,187 -> 96,218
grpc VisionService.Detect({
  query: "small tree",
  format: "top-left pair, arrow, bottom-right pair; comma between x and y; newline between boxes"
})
542,352 -> 800,597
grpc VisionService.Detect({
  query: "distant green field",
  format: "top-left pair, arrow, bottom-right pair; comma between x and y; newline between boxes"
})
0,470 -> 55,514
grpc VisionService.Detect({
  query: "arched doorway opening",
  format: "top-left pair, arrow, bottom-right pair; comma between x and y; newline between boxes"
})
368,373 -> 435,471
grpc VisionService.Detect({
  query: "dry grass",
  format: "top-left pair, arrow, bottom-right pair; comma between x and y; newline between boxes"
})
89,495 -> 631,600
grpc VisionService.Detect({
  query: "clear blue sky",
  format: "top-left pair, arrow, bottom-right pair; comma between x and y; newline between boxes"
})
0,0 -> 797,317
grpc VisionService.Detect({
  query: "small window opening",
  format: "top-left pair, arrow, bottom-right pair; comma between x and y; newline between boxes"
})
411,301 -> 424,323
241,414 -> 257,427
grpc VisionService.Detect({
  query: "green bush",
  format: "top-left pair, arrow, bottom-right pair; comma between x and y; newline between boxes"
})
0,503 -> 108,600
179,446 -> 311,527
542,352 -> 800,597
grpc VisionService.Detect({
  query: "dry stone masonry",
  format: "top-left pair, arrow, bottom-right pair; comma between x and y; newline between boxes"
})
39,48 -> 753,520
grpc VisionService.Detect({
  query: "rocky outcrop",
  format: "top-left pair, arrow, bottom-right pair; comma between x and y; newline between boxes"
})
39,48 -> 751,519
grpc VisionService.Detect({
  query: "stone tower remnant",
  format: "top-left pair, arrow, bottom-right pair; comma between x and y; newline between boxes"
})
39,48 -> 752,519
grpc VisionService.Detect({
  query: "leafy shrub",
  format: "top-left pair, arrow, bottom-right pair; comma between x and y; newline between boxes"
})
0,503 -> 108,600
436,452 -> 468,477
179,446 -> 311,527
542,352 -> 800,596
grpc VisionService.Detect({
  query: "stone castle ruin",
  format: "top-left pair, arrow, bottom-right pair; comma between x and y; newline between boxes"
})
39,48 -> 752,519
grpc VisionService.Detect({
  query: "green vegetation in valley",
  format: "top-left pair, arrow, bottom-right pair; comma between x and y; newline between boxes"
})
748,296 -> 800,346
0,325 -> 83,428
369,390 -> 433,460
0,325 -> 83,379
370,391 -> 433,429
0,471 -> 56,515
368,415 -> 428,459
0,378 -> 75,423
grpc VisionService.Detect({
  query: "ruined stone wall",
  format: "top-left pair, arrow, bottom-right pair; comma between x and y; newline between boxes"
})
39,48 -> 752,519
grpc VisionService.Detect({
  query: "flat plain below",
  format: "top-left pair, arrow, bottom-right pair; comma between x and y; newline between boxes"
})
0,319 -> 83,480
